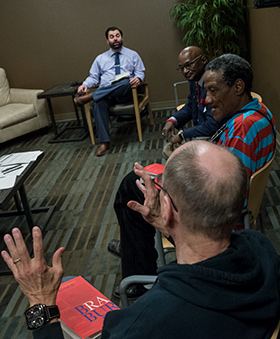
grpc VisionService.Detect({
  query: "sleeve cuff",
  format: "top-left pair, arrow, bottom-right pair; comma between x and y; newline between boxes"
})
33,322 -> 64,339
167,117 -> 177,125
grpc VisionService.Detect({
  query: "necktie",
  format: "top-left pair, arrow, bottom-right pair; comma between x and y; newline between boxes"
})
114,52 -> 120,75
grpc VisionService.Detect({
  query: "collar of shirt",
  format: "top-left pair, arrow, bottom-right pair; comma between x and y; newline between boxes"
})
110,46 -> 124,57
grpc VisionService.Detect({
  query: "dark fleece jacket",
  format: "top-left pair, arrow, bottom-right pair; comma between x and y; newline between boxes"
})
101,230 -> 280,339
34,230 -> 280,339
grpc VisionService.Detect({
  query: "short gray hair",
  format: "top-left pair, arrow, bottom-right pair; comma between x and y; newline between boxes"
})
205,54 -> 253,96
163,142 -> 247,240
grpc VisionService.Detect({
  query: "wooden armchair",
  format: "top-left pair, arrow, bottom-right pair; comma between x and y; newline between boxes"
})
84,82 -> 154,145
244,152 -> 275,231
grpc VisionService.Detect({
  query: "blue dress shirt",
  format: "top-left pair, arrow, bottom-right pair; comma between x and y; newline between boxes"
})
83,46 -> 145,88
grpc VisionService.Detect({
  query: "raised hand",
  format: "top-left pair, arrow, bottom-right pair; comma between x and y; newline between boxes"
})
1,227 -> 64,307
127,162 -> 169,236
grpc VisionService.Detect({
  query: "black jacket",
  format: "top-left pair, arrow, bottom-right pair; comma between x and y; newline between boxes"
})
173,81 -> 221,140
102,230 -> 280,338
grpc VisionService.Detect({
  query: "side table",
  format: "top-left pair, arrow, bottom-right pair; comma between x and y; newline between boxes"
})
0,152 -> 55,275
37,83 -> 89,143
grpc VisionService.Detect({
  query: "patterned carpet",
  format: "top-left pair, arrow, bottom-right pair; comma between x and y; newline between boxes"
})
0,109 -> 171,338
0,109 -> 280,338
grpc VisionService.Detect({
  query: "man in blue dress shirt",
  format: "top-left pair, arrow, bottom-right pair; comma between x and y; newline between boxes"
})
75,27 -> 145,156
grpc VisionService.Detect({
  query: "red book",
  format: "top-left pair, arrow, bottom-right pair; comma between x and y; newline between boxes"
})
56,276 -> 119,339
144,163 -> 165,185
144,163 -> 165,178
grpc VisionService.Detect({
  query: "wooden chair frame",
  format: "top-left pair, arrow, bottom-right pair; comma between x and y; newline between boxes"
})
244,152 -> 275,230
84,82 -> 154,145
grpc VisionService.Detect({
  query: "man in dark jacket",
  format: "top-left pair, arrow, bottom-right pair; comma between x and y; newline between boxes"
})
2,140 -> 280,339
161,46 -> 221,158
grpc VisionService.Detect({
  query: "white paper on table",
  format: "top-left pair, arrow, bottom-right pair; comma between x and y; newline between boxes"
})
0,150 -> 43,166
0,175 -> 17,190
0,151 -> 42,190
0,163 -> 29,190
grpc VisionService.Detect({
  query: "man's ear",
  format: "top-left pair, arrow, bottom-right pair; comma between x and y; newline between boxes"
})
235,78 -> 245,95
162,194 -> 175,228
201,55 -> 208,65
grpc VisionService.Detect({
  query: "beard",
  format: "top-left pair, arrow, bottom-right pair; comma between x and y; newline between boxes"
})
109,39 -> 123,50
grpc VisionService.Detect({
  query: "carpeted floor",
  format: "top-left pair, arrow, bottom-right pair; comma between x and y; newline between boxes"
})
0,109 -> 280,338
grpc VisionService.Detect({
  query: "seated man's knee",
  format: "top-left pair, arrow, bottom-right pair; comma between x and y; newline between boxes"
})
114,171 -> 140,209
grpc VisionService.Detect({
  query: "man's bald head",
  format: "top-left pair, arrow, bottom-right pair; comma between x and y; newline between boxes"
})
179,46 -> 203,60
163,141 -> 247,240
177,46 -> 208,82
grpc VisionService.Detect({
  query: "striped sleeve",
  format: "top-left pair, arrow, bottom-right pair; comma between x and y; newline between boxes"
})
218,104 -> 275,178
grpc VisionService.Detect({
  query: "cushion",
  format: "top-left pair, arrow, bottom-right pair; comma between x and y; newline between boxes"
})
0,68 -> 10,106
0,103 -> 36,129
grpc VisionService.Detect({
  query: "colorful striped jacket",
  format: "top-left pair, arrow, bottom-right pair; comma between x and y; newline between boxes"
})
218,98 -> 275,178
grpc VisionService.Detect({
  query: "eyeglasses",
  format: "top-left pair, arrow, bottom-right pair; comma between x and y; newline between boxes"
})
176,54 -> 203,72
152,178 -> 178,212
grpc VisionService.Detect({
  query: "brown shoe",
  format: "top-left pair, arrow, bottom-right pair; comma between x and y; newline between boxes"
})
95,142 -> 110,156
74,93 -> 93,107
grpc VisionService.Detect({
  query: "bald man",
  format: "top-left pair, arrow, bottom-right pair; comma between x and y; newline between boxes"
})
2,141 -> 280,338
161,46 -> 221,158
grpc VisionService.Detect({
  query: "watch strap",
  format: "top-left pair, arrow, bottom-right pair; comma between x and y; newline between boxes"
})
25,304 -> 60,330
45,305 -> 60,320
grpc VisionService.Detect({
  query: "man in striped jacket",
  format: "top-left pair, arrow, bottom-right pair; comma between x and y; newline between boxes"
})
204,53 -> 275,179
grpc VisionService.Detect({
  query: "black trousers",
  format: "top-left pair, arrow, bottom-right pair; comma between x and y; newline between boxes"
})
114,171 -> 158,278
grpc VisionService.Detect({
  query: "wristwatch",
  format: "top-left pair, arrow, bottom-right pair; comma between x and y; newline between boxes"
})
177,129 -> 184,140
25,304 -> 60,330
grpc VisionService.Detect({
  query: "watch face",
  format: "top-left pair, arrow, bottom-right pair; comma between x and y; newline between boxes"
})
25,304 -> 46,330
31,316 -> 44,329
31,304 -> 42,316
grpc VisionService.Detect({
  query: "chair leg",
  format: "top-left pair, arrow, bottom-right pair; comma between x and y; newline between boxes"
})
259,203 -> 265,233
134,106 -> 143,142
244,212 -> 250,229
147,103 -> 154,125
85,103 -> 95,145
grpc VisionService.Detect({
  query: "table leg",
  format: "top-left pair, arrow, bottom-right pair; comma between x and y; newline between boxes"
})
0,188 -> 55,275
18,184 -> 34,233
47,98 -> 58,136
72,94 -> 81,125
14,192 -> 22,211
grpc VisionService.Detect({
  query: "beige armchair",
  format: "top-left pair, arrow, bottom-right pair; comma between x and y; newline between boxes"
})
0,68 -> 48,143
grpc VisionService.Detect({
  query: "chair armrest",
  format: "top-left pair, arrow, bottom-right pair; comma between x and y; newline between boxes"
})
131,82 -> 147,89
87,84 -> 99,93
119,275 -> 157,308
9,88 -> 44,105
9,88 -> 48,127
